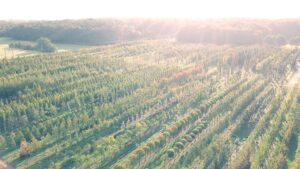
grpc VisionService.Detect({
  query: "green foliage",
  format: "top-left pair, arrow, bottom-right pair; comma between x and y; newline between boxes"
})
9,37 -> 56,52
7,134 -> 16,147
289,36 -> 300,45
0,135 -> 6,149
9,41 -> 35,50
167,149 -> 175,158
0,40 -> 299,169
60,158 -> 81,169
36,37 -> 56,52
2,19 -> 300,46
263,35 -> 287,46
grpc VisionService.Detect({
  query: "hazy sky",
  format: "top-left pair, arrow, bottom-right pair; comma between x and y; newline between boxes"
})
1,0 -> 300,20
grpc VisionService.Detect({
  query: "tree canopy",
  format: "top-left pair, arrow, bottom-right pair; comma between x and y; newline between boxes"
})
9,37 -> 56,52
2,19 -> 300,45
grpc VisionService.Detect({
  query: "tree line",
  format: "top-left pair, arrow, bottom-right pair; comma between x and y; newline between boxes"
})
9,37 -> 57,52
176,19 -> 300,45
2,19 -> 300,45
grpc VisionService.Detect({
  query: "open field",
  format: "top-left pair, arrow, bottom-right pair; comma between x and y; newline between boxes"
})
0,40 -> 300,169
0,44 -> 29,59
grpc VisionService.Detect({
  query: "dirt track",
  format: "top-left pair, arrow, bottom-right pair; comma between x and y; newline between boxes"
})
0,160 -> 8,169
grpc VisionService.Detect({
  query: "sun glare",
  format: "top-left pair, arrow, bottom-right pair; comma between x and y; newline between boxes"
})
0,0 -> 300,20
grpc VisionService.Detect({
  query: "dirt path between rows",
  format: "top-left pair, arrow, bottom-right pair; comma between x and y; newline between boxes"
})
0,158 -> 13,169
0,160 -> 8,169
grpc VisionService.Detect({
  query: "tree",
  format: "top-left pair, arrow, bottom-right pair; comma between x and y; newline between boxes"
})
289,36 -> 300,45
20,139 -> 30,158
263,35 -> 286,46
0,135 -> 6,149
7,134 -> 16,147
15,130 -> 25,145
175,142 -> 184,150
60,157 -> 80,169
32,126 -> 41,139
9,42 -> 35,50
90,141 -> 97,153
48,162 -> 60,169
36,37 -> 57,52
24,127 -> 34,141
31,137 -> 40,152
167,149 -> 175,158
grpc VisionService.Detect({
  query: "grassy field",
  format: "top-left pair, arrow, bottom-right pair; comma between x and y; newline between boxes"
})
0,42 -> 32,59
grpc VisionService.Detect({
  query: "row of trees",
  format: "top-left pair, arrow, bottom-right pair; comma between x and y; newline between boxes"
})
0,19 -> 180,45
2,19 -> 300,45
9,37 -> 57,52
177,26 -> 300,46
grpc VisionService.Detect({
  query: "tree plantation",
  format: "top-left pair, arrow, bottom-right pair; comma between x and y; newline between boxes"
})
0,39 -> 300,169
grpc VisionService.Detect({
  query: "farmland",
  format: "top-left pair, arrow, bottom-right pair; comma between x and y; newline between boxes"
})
0,39 -> 299,169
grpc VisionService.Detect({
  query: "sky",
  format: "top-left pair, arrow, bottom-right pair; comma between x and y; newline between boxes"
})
1,0 -> 300,20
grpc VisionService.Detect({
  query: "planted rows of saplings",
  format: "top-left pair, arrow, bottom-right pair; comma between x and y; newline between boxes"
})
112,75 -> 253,169
2,84 -> 163,166
0,40 -> 227,135
2,68 -> 188,168
0,42 -> 178,100
2,61 -> 176,126
143,75 -> 251,168
1,40 -> 159,73
255,49 -> 298,78
163,78 -> 269,169
191,85 -> 297,169
0,57 -> 161,125
249,88 -> 298,169
184,87 -> 297,169
4,60 -> 214,168
0,50 -> 126,81
177,81 -> 295,168
78,66 -> 224,168
141,77 -> 255,169
0,58 -> 171,149
1,70 -> 159,134
1,82 -> 164,166
1,40 -> 298,169
186,83 -> 274,169
227,90 -> 285,169
162,77 -> 264,168
84,78 -> 218,169
3,64 -> 175,146
55,68 -> 212,169
290,132 -> 300,168
60,70 -> 218,169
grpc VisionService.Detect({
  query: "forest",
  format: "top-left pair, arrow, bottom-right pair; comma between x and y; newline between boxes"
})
1,19 -> 300,45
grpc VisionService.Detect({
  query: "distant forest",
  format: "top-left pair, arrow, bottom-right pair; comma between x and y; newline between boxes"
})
1,19 -> 300,45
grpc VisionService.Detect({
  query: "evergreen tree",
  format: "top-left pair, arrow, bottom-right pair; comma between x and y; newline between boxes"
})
0,135 -> 6,149
7,134 -> 16,148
